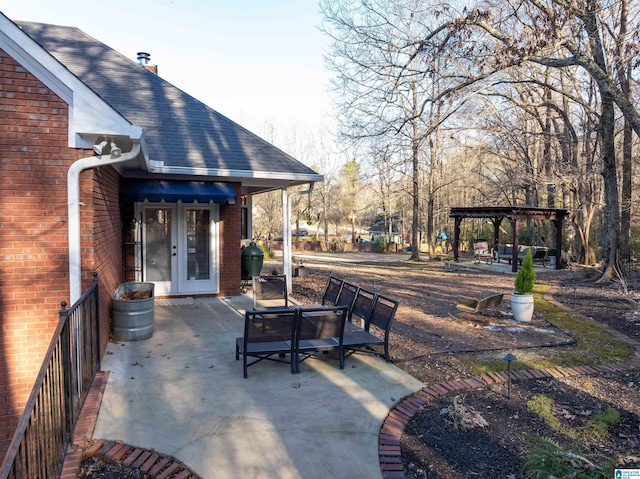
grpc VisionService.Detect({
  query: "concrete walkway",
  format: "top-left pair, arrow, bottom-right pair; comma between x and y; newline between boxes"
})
90,294 -> 424,479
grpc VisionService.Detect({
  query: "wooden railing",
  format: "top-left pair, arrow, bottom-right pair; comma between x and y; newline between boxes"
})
0,274 -> 101,479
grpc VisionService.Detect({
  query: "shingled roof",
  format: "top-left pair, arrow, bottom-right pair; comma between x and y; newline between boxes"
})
16,20 -> 321,185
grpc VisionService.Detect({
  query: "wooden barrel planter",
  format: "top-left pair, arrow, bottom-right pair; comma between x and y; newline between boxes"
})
112,282 -> 155,341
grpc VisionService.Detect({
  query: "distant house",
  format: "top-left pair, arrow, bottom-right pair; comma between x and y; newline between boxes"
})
0,14 -> 322,457
367,219 -> 403,244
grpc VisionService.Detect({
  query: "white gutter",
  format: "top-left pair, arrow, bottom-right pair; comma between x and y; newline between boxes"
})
67,142 -> 141,303
282,183 -> 314,293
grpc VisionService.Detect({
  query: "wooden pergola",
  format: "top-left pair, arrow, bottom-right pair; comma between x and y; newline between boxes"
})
449,206 -> 570,272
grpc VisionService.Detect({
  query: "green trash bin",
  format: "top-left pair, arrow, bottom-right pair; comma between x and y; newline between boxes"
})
242,242 -> 264,280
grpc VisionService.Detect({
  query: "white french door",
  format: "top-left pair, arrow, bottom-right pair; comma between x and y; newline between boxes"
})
140,202 -> 219,295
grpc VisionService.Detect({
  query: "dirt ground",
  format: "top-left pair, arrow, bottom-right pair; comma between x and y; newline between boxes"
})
285,252 -> 640,478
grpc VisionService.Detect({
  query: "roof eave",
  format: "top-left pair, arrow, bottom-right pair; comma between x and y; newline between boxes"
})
2,15 -> 137,147
146,165 -> 323,184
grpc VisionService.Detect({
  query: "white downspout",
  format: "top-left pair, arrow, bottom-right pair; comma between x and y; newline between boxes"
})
282,183 -> 314,293
67,142 -> 141,303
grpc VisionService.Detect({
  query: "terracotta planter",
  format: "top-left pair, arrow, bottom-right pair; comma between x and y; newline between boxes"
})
511,293 -> 534,322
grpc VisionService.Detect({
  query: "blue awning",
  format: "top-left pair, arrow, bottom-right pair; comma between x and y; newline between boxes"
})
121,180 -> 237,204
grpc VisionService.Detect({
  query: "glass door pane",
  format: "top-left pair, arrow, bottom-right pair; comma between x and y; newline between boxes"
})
144,207 -> 172,282
186,209 -> 210,281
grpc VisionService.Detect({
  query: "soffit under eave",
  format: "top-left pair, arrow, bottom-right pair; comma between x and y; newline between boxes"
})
118,169 -> 322,193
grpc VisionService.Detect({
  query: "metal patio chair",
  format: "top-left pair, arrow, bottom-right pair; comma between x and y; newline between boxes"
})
252,275 -> 289,310
236,308 -> 297,378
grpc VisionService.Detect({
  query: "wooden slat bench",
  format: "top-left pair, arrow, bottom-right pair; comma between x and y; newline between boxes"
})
456,292 -> 504,313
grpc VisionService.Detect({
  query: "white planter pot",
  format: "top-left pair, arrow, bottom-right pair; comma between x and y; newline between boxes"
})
511,293 -> 534,322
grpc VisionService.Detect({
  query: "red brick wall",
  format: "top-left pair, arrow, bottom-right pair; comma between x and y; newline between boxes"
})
0,42 -> 243,457
219,184 -> 242,295
87,166 -> 123,356
0,49 -> 122,458
0,49 -> 74,457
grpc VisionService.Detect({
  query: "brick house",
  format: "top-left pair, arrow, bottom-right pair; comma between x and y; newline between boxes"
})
0,14 -> 322,458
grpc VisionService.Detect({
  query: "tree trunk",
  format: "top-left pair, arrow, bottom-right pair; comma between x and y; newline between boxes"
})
598,94 -> 621,280
620,119 -> 632,262
582,0 -> 621,279
409,84 -> 421,261
409,137 -> 421,260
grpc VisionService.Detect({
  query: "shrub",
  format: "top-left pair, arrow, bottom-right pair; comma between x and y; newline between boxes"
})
527,394 -> 561,431
374,236 -> 385,253
586,408 -> 620,440
522,436 -> 609,479
514,249 -> 535,294
259,244 -> 275,259
440,395 -> 489,431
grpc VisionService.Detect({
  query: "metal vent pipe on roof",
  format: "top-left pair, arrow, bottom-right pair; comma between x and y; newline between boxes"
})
137,52 -> 150,65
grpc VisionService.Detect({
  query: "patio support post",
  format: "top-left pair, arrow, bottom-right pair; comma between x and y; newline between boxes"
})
453,217 -> 462,262
282,184 -> 314,293
282,188 -> 292,292
510,218 -> 520,273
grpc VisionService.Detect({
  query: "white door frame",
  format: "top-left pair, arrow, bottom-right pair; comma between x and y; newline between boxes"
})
137,201 -> 220,296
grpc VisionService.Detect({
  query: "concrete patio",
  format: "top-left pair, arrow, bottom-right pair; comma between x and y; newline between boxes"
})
93,293 -> 424,479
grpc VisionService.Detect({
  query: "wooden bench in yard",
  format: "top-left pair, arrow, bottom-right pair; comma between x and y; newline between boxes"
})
456,292 -> 504,313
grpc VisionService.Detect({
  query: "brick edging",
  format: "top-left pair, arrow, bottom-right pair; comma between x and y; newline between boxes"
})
378,357 -> 640,479
60,371 -> 109,479
83,439 -> 202,479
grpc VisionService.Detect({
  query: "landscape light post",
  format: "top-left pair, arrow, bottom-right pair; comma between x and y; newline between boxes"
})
503,353 -> 517,398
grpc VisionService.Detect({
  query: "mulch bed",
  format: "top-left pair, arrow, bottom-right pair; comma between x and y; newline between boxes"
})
79,457 -> 149,478
402,369 -> 640,478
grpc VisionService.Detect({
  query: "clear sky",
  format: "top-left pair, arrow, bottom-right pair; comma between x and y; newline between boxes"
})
2,0 -> 332,134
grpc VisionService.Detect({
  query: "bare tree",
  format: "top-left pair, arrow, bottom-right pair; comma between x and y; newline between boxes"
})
450,0 -> 640,277
322,0 -> 477,260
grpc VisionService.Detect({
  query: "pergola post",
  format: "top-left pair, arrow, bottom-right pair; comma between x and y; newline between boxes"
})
553,217 -> 563,270
510,218 -> 520,273
491,217 -> 503,246
453,217 -> 462,262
